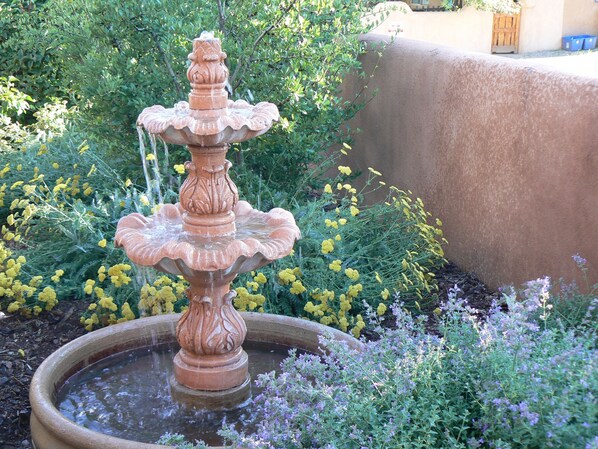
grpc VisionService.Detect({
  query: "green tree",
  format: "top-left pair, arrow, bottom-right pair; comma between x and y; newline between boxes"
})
41,0 -> 376,195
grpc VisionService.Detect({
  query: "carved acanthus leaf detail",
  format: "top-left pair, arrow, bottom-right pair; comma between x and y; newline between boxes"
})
187,40 -> 228,86
179,160 -> 238,216
176,295 -> 246,356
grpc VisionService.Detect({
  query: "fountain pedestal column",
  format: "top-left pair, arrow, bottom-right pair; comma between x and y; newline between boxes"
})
173,273 -> 248,392
180,145 -> 239,236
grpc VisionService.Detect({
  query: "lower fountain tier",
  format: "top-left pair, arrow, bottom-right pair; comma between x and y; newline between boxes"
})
115,200 -> 300,278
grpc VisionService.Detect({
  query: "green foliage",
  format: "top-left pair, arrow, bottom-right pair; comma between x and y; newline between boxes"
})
0,1 -> 64,123
0,76 -> 33,118
0,127 -> 144,301
35,0 -> 376,195
156,433 -> 208,449
444,0 -> 520,13
233,163 -> 447,337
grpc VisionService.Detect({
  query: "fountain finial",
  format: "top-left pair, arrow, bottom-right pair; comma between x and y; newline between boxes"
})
187,32 -> 229,110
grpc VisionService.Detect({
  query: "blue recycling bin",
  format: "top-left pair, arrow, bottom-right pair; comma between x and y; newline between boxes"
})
577,34 -> 597,50
562,35 -> 584,51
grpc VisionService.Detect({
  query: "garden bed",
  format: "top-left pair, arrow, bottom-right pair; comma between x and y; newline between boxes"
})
0,262 -> 496,448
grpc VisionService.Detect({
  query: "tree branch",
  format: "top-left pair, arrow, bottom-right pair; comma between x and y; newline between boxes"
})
216,0 -> 227,37
148,30 -> 184,99
229,0 -> 297,92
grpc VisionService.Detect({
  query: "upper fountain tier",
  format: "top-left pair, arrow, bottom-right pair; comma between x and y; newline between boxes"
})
137,32 -> 279,147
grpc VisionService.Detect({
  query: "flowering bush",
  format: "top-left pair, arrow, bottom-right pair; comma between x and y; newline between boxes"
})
233,164 -> 446,337
219,285 -> 597,449
0,240 -> 58,316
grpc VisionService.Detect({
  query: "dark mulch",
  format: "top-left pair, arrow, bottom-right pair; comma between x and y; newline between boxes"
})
0,262 -> 497,448
0,300 -> 88,449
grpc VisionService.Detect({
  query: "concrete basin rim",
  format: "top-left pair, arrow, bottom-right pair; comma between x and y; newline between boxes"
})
30,312 -> 364,449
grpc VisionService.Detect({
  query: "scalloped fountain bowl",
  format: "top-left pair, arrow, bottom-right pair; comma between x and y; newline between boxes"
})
138,100 -> 279,147
30,313 -> 364,449
115,201 -> 299,278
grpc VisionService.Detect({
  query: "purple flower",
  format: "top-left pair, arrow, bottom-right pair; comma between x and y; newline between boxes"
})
573,253 -> 587,269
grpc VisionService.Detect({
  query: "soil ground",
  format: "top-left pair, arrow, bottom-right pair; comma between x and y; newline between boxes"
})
0,261 -> 498,449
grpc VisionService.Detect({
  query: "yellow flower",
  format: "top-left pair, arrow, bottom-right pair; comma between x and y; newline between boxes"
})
51,269 -> 65,283
246,281 -> 259,292
375,272 -> 382,284
83,187 -> 93,196
344,268 -> 359,281
304,301 -> 316,313
99,296 -> 118,312
52,162 -> 59,169
121,302 -> 136,321
88,303 -> 97,311
377,303 -> 387,316
139,194 -> 150,206
174,164 -> 185,174
324,184 -> 333,194
290,280 -> 306,295
381,288 -> 390,300
7,302 -> 20,313
321,239 -> 334,254
98,239 -> 107,248
146,154 -> 156,161
278,268 -> 297,285
125,178 -> 133,187
338,218 -> 347,226
368,167 -> 382,176
350,205 -> 360,216
334,234 -> 341,241
253,272 -> 267,284
338,165 -> 352,176
325,219 -> 338,229
328,259 -> 342,272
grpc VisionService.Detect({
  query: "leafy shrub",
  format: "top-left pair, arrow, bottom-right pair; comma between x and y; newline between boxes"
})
0,1 -> 65,122
219,286 -> 597,449
35,0 -> 379,196
0,240 -> 58,316
232,163 -> 446,337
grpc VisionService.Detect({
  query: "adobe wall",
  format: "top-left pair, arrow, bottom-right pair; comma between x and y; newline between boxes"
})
369,2 -> 493,53
562,0 -> 598,36
344,35 -> 598,290
519,0 -> 565,52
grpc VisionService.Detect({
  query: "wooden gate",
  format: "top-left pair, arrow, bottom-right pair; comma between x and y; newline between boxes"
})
491,13 -> 520,54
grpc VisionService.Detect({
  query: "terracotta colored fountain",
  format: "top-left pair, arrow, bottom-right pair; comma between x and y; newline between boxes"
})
28,33 -> 363,449
115,32 -> 300,399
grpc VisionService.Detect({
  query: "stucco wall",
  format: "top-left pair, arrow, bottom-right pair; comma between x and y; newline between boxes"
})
562,0 -> 598,36
370,2 -> 493,53
519,0 -> 565,52
344,35 -> 598,290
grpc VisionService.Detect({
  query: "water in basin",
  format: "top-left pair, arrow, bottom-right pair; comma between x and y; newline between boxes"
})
56,342 -> 295,445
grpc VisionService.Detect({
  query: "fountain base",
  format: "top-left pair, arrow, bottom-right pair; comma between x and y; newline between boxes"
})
172,347 -> 249,391
30,313 -> 364,449
169,374 -> 251,410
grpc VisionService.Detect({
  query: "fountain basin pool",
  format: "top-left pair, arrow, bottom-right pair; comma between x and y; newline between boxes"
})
30,313 -> 363,449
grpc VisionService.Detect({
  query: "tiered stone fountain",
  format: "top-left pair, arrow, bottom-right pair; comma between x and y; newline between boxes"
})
29,34 -> 363,449
115,32 -> 299,403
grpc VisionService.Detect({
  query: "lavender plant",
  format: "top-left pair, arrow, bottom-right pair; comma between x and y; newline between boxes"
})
219,286 -> 597,449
